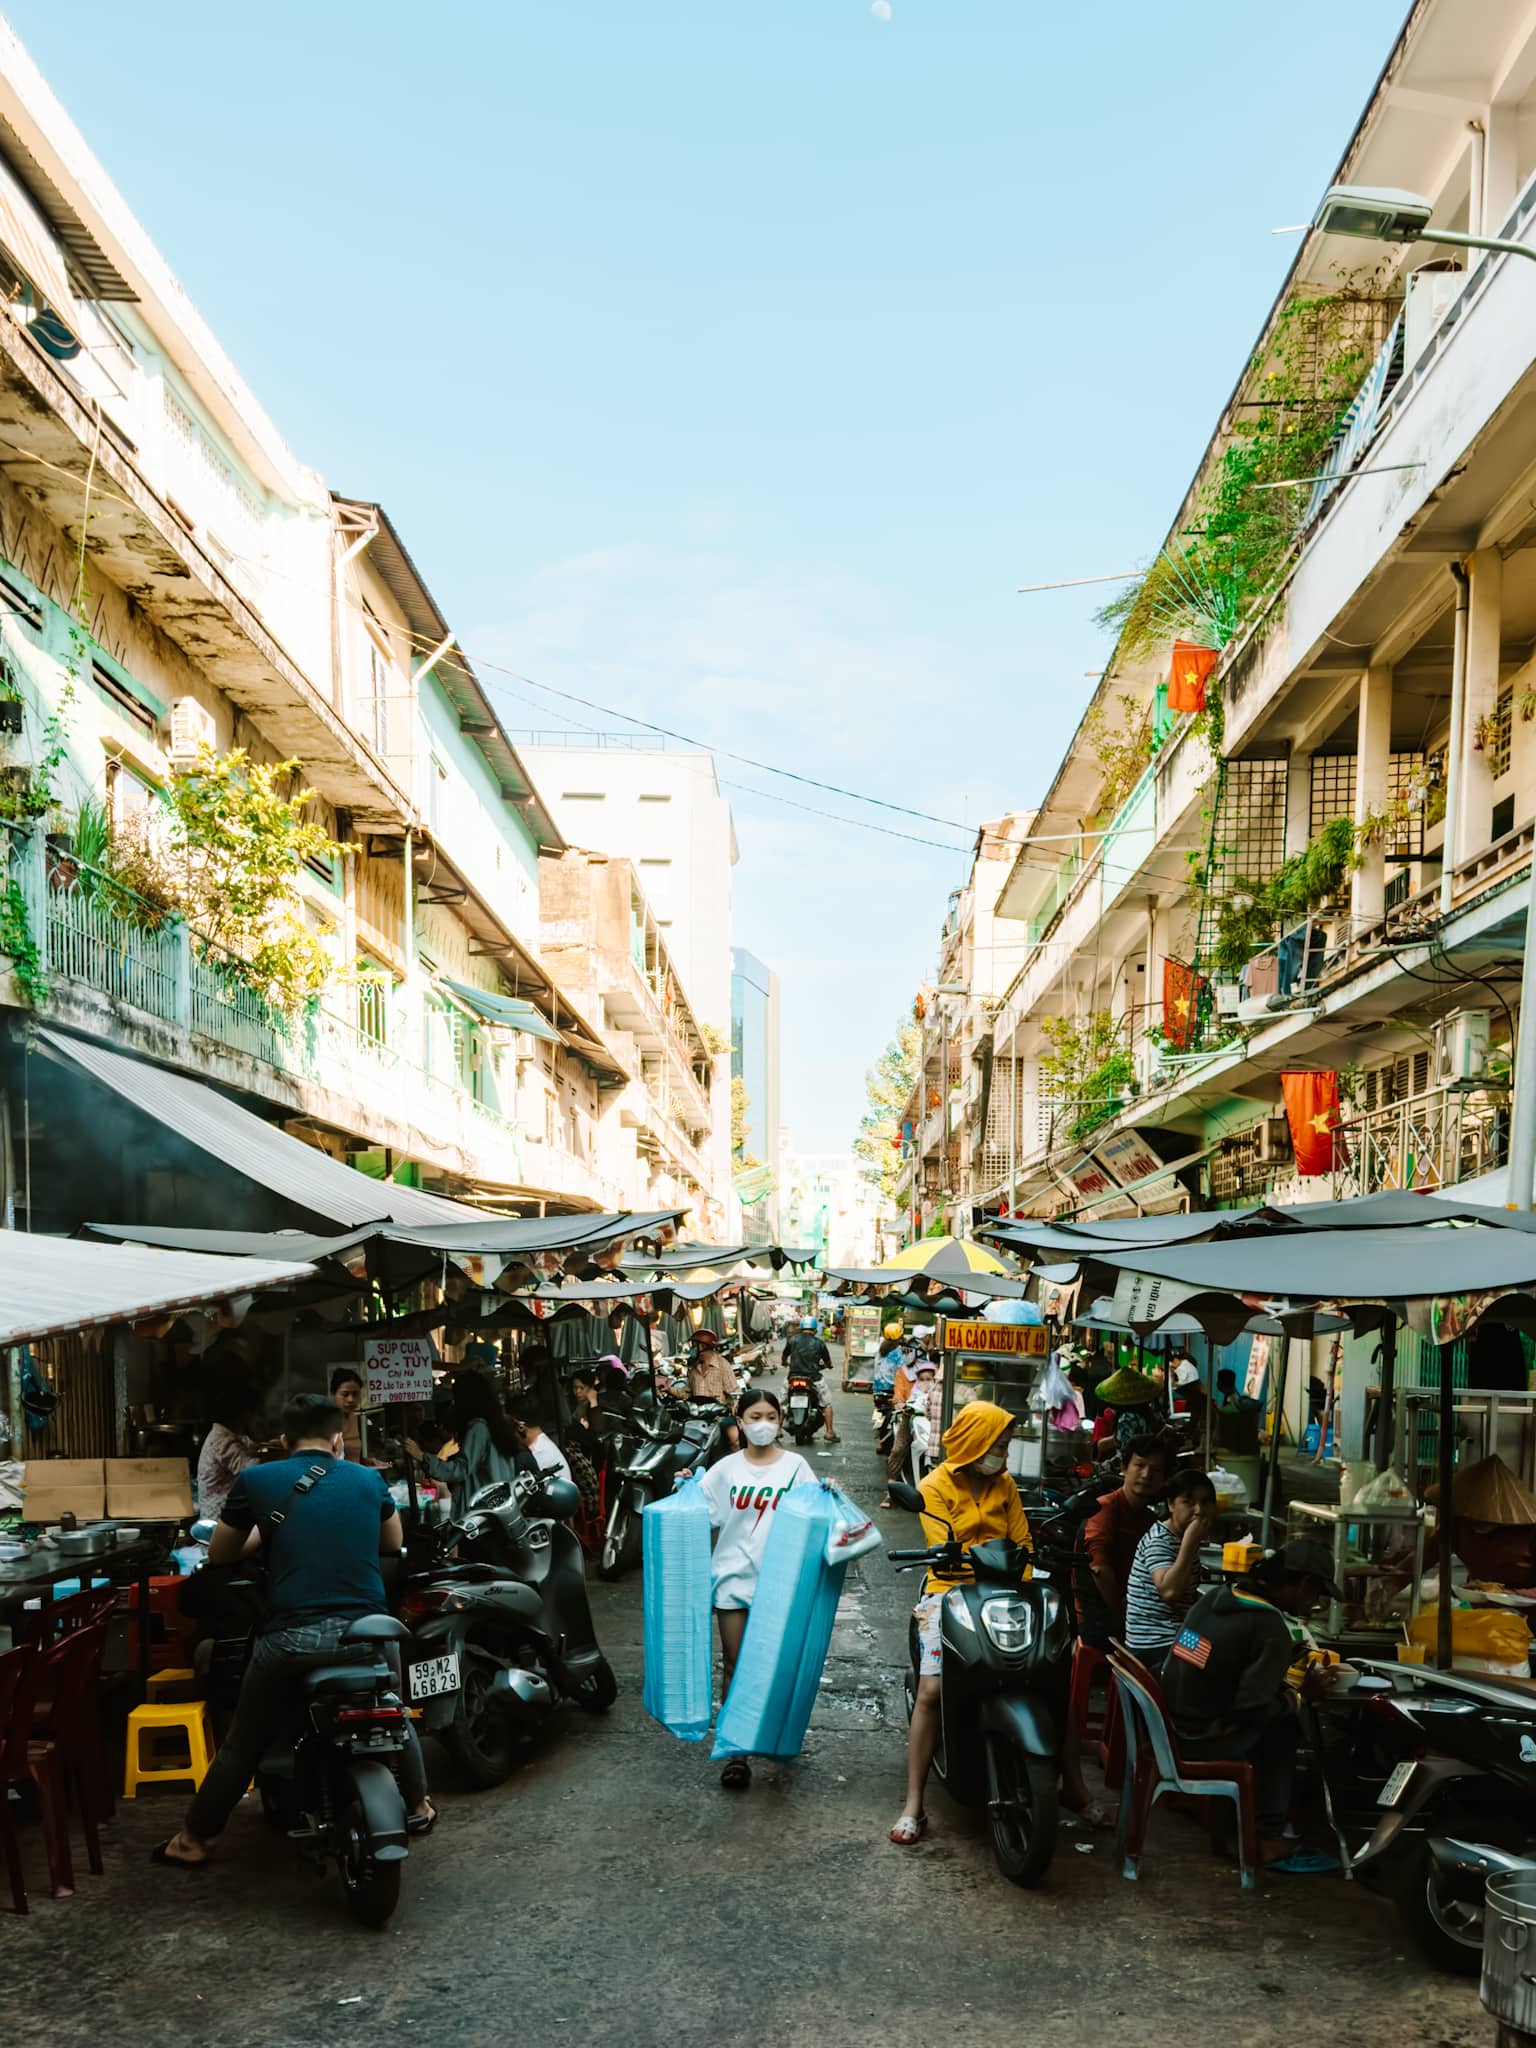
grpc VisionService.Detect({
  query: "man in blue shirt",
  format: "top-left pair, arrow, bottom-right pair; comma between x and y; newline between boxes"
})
153,1392 -> 433,1868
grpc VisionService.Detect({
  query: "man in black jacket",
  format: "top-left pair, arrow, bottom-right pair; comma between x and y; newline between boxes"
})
1160,1539 -> 1341,1864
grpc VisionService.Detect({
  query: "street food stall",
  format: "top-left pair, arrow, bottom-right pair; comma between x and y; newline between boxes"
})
939,1316 -> 1052,1476
841,1301 -> 884,1389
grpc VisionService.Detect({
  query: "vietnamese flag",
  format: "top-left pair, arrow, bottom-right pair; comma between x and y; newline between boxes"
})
1162,957 -> 1204,1050
1281,1070 -> 1349,1176
1168,639 -> 1218,714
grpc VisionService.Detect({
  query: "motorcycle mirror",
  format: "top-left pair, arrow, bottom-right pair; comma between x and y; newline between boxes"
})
888,1481 -> 926,1516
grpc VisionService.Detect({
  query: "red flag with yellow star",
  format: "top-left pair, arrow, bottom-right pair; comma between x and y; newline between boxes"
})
1281,1069 -> 1348,1176
1162,957 -> 1203,1050
1169,639 -> 1218,714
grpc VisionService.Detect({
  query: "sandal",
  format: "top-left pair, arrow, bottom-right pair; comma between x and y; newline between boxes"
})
719,1758 -> 752,1790
888,1813 -> 928,1845
407,1798 -> 438,1837
1267,1847 -> 1341,1875
150,1837 -> 208,1869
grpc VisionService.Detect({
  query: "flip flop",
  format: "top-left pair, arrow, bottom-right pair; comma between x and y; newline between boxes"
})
1267,1847 -> 1342,1875
888,1813 -> 928,1845
407,1799 -> 438,1837
150,1839 -> 208,1870
719,1758 -> 752,1790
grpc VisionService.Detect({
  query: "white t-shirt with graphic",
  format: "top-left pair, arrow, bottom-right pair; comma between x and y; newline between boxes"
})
701,1447 -> 815,1610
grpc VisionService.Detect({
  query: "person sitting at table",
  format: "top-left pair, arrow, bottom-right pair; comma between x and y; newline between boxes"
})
195,1386 -> 263,1524
1424,1455 -> 1536,1590
1077,1434 -> 1169,1651
330,1366 -> 367,1463
1125,1469 -> 1217,1673
1214,1367 -> 1258,1412
1159,1539 -> 1343,1872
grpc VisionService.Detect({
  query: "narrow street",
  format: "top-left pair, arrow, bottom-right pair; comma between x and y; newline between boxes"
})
10,1359 -> 1480,2048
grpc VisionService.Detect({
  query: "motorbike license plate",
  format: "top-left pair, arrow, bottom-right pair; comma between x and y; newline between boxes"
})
789,1396 -> 809,1413
1377,1760 -> 1417,1807
409,1651 -> 460,1701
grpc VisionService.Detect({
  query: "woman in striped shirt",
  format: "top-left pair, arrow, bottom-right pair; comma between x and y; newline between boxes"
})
1125,1469 -> 1217,1671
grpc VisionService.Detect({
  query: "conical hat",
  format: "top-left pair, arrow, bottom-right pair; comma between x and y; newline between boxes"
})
1449,1455 -> 1536,1525
1094,1366 -> 1160,1407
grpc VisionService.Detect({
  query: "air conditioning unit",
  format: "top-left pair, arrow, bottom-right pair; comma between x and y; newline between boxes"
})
1438,1008 -> 1491,1089
168,696 -> 216,768
1255,1117 -> 1292,1164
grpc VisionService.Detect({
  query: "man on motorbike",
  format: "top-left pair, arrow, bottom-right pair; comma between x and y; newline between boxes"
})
782,1314 -> 838,1445
151,1392 -> 435,1868
687,1330 -> 741,1450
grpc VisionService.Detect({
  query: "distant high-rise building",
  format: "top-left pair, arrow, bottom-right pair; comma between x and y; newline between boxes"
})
731,948 -> 781,1239
779,1145 -> 896,1269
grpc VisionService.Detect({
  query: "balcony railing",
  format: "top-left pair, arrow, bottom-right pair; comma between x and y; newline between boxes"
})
1335,1081 -> 1509,1199
4,823 -> 573,1192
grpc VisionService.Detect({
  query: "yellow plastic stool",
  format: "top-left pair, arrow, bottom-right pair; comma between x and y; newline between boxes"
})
145,1668 -> 198,1701
123,1701 -> 213,1798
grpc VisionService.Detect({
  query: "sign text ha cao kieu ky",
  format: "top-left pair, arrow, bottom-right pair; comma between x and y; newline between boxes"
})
940,1320 -> 1050,1357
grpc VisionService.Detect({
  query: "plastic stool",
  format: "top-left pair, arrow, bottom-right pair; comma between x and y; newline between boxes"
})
122,1701 -> 212,1798
145,1668 -> 197,1702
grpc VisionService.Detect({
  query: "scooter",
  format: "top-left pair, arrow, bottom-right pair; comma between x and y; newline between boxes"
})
1340,1658 -> 1536,1973
251,1612 -> 415,1930
784,1370 -> 821,1445
400,1470 -> 617,1787
596,1400 -> 732,1580
886,1478 -> 1076,1887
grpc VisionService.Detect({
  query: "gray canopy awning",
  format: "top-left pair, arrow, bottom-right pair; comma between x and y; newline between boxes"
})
440,978 -> 563,1046
1083,1223 -> 1536,1305
0,1234 -> 312,1346
83,1209 -> 687,1264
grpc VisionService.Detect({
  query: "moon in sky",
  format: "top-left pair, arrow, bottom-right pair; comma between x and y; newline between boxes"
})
871,1 -> 892,19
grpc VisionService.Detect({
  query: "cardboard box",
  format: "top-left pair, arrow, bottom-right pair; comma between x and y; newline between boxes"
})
22,1459 -> 106,1522
104,1457 -> 192,1521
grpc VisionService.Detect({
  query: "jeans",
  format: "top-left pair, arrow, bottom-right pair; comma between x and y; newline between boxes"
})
886,1414 -> 913,1484
185,1617 -> 427,1842
1178,1711 -> 1299,1836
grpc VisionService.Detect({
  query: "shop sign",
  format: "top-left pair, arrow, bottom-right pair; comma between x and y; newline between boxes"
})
1110,1269 -> 1201,1330
1063,1153 -> 1117,1201
941,1319 -> 1050,1356
363,1333 -> 440,1404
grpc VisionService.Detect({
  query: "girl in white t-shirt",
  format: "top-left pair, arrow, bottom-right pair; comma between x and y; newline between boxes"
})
699,1387 -> 814,1790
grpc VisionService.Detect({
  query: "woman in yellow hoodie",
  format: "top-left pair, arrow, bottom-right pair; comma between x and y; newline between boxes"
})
889,1399 -> 1108,1844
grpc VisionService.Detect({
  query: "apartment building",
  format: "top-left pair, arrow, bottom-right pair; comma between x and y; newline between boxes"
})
520,736 -> 739,1220
730,946 -> 781,1241
0,24 -> 628,1225
779,1143 -> 896,1271
893,813 -> 1035,1237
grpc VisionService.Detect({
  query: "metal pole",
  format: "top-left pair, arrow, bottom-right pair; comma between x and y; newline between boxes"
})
1202,1334 -> 1214,1471
1437,1339 -> 1456,1671
1439,563 -> 1469,920
1260,1337 -> 1292,1550
1375,1322 -> 1397,1473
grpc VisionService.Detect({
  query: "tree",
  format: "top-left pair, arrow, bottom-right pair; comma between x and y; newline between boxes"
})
853,1018 -> 920,1199
731,1074 -> 760,1167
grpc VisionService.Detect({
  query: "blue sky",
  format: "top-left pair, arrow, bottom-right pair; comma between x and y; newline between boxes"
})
9,0 -> 1406,1150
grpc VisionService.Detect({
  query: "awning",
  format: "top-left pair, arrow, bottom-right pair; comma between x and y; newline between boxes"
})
83,1209 -> 686,1262
1083,1223 -> 1536,1307
0,1233 -> 312,1346
440,978 -> 563,1046
37,1029 -> 482,1229
0,149 -> 78,329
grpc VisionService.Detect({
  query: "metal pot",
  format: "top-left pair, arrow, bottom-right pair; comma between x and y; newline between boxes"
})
55,1526 -> 114,1558
1481,1873 -> 1536,2034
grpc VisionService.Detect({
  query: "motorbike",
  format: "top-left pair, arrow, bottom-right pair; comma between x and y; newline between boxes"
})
784,1370 -> 821,1445
250,1612 -> 416,1929
596,1398 -> 732,1580
1339,1657 -> 1536,1973
886,1478 -> 1077,1887
400,1470 -> 617,1787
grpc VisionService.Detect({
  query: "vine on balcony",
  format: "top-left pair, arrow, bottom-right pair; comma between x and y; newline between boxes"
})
1039,1011 -> 1138,1147
1211,816 -> 1357,980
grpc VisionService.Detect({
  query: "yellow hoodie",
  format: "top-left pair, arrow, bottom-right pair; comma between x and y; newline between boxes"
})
917,1399 -> 1031,1591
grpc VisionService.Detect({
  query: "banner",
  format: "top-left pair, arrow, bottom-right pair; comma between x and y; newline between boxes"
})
1162,957 -> 1204,1050
1281,1070 -> 1347,1177
1168,639 -> 1218,714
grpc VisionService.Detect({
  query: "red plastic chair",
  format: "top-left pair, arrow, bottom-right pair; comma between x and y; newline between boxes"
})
1069,1638 -> 1107,1736
34,1622 -> 112,1841
13,1585 -> 116,1650
1108,1642 -> 1259,1891
0,1639 -> 78,1907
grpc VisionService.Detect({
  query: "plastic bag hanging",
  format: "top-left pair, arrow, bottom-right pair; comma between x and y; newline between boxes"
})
640,1471 -> 714,1742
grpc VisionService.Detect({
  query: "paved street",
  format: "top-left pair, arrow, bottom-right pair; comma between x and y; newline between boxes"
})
11,1375 -> 1484,2048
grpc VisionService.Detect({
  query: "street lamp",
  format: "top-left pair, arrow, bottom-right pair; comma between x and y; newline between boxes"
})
1311,185 -> 1536,1210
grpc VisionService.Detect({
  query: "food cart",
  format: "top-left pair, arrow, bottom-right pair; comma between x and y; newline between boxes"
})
939,1316 -> 1052,1478
841,1302 -> 884,1390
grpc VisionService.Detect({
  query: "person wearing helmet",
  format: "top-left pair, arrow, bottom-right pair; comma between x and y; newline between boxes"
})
781,1314 -> 838,1445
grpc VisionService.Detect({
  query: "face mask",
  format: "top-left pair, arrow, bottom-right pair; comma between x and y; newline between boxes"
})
743,1419 -> 780,1448
975,1449 -> 1008,1476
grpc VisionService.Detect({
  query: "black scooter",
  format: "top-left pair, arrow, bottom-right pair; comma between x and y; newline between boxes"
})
1339,1658 -> 1536,1973
251,1612 -> 415,1930
784,1371 -> 821,1445
401,1471 -> 616,1787
597,1399 -> 732,1580
887,1479 -> 1076,1887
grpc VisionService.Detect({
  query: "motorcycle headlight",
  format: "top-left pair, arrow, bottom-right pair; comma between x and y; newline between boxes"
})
980,1596 -> 1035,1653
943,1588 -> 977,1632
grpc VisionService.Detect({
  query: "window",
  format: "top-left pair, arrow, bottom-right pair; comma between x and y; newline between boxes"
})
426,754 -> 447,833
1489,688 -> 1514,782
640,857 -> 672,868
562,791 -> 605,802
0,565 -> 42,632
1492,793 -> 1516,842
639,793 -> 672,804
91,660 -> 158,736
107,761 -> 159,839
357,959 -> 393,1048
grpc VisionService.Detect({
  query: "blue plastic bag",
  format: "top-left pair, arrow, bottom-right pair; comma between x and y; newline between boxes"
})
641,1471 -> 714,1742
713,1480 -> 847,1762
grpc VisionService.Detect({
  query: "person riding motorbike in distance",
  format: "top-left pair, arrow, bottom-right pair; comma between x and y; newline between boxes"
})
685,1329 -> 741,1450
782,1314 -> 839,1445
889,1399 -> 1106,1845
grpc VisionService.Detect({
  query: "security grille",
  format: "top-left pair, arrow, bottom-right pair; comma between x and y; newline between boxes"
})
1310,752 -> 1426,858
1490,688 -> 1514,781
